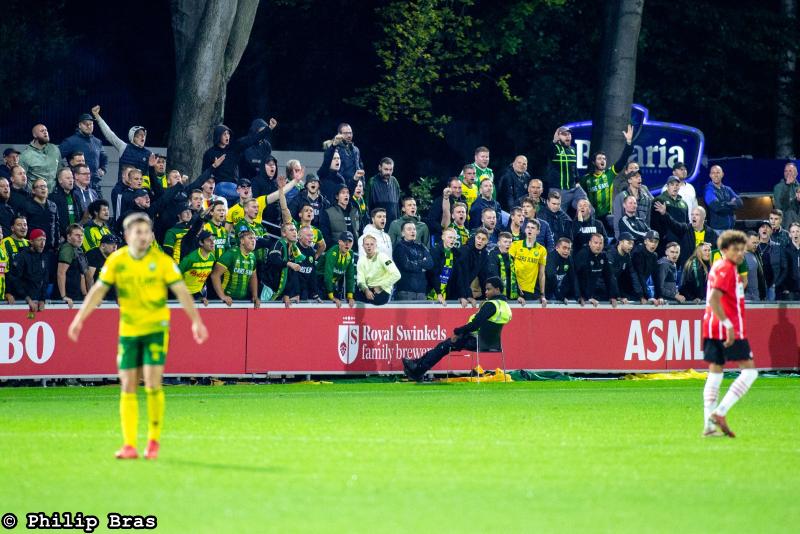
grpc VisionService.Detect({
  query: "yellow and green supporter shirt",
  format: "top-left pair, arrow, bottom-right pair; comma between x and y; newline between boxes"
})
163,222 -> 190,262
217,247 -> 256,300
203,221 -> 230,260
0,246 -> 8,299
509,239 -> 547,293
320,244 -> 355,299
98,246 -> 183,337
226,196 -> 268,227
178,248 -> 216,294
82,221 -> 111,252
1,236 -> 30,261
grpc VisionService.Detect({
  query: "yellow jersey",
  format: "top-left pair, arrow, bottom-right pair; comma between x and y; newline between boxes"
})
226,196 -> 268,226
99,246 -> 183,337
509,240 -> 547,293
461,183 -> 478,213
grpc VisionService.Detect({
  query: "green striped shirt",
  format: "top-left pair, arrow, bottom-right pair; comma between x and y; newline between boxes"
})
218,247 -> 256,300
580,171 -> 615,218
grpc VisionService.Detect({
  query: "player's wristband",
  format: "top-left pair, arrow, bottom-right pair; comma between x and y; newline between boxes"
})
722,319 -> 733,329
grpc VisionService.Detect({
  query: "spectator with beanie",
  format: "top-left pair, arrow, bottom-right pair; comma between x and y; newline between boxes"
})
290,173 -> 329,227
91,105 -> 151,181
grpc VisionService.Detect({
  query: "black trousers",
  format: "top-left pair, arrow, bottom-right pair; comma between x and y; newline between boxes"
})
355,288 -> 391,305
415,335 -> 477,374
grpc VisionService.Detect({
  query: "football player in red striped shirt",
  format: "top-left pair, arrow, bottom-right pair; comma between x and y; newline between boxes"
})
701,230 -> 757,438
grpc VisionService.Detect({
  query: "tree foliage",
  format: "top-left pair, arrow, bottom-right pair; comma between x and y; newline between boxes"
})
349,0 -> 560,137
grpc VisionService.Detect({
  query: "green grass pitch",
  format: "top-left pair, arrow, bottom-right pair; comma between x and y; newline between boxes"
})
1,379 -> 798,532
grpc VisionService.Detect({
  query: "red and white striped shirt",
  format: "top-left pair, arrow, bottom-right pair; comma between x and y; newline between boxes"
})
702,258 -> 746,341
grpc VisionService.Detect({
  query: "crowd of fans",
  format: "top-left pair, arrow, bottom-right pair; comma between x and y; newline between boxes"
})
2,107 -> 800,313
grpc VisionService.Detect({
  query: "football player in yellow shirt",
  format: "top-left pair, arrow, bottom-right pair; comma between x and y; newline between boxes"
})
68,213 -> 208,460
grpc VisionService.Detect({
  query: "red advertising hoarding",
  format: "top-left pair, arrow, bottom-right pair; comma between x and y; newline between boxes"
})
0,304 -> 797,378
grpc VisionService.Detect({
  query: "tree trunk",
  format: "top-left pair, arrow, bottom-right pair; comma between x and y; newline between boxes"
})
168,0 -> 260,178
590,0 -> 645,164
776,0 -> 797,159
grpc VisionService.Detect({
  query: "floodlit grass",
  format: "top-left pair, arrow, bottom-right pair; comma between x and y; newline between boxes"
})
1,379 -> 798,533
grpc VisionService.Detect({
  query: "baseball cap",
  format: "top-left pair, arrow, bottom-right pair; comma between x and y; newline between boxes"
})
3,148 -> 20,157
557,126 -> 571,133
339,231 -> 354,242
305,173 -> 320,183
29,229 -> 46,241
618,232 -> 635,242
672,162 -> 687,171
78,113 -> 94,122
100,234 -> 119,245
758,220 -> 771,229
645,230 -> 660,241
237,178 -> 252,188
197,230 -> 214,241
666,175 -> 681,184
133,189 -> 149,198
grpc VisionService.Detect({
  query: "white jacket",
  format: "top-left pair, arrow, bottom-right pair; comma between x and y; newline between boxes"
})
358,224 -> 392,258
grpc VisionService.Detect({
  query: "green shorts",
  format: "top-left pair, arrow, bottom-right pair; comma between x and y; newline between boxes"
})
117,330 -> 170,370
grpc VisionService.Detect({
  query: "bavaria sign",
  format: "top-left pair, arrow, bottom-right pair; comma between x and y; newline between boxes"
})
563,104 -> 705,189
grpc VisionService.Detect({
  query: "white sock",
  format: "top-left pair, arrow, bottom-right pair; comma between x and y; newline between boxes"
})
715,369 -> 758,416
703,372 -> 723,427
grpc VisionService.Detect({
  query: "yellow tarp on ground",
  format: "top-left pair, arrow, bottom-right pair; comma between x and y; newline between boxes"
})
624,369 -> 708,381
438,367 -> 513,383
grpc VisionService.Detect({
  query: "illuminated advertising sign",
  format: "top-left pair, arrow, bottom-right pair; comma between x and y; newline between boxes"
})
563,104 -> 705,189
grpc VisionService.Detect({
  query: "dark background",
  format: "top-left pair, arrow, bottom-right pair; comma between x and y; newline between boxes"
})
0,0 -> 793,188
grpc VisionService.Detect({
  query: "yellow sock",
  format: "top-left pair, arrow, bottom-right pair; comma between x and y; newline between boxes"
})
120,392 -> 138,447
145,387 -> 165,442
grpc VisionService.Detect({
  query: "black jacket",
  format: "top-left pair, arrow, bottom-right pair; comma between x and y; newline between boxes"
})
49,186 -> 79,237
539,207 -> 573,242
320,203 -> 362,247
8,247 -> 49,300
289,189 -> 330,228
426,193 -> 465,239
572,217 -> 608,250
680,226 -> 719,267
239,119 -> 273,180
201,124 -> 271,183
468,197 -> 502,229
618,214 -> 651,244
607,246 -> 643,299
777,242 -> 800,296
22,197 -> 60,250
453,238 -> 491,299
0,197 -> 16,236
497,165 -> 530,212
545,249 -> 579,300
393,239 -> 434,294
679,258 -> 710,300
631,244 -> 658,299
655,258 -> 680,300
574,247 -> 619,301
